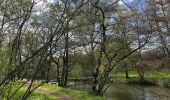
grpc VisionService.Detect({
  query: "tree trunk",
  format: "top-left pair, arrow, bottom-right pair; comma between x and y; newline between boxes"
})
125,69 -> 129,79
61,30 -> 69,87
137,67 -> 145,82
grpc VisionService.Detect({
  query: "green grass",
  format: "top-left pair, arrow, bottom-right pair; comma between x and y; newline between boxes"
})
110,71 -> 170,86
2,81 -> 58,100
2,81 -> 108,100
2,71 -> 169,100
38,83 -> 109,100
27,91 -> 57,100
4,71 -> 169,100
11,88 -> 57,100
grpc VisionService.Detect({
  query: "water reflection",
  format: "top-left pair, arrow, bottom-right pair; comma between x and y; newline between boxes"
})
67,81 -> 170,100
111,88 -> 134,100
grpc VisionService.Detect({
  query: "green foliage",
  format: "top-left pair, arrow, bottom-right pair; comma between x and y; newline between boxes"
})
70,64 -> 83,78
69,52 -> 93,77
0,49 -> 12,80
99,65 -> 105,74
128,52 -> 140,62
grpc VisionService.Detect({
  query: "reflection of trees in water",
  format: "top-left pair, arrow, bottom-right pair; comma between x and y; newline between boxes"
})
111,89 -> 134,100
122,85 -> 170,100
68,82 -> 170,100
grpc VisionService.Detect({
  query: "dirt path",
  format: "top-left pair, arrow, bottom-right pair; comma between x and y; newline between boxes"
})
35,87 -> 73,100
25,83 -> 73,100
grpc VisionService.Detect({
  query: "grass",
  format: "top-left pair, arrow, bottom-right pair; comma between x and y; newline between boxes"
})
4,71 -> 169,100
37,83 -> 109,100
2,81 -> 108,100
2,81 -> 58,100
11,88 -> 57,100
110,71 -> 170,86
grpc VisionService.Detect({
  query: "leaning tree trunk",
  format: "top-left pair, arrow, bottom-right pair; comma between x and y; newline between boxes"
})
91,2 -> 107,95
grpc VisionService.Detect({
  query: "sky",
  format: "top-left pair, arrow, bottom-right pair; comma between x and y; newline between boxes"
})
34,0 -> 158,52
118,0 -> 134,5
35,0 -> 136,7
46,0 -> 135,5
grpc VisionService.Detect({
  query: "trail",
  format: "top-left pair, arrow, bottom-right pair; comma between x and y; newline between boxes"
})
25,83 -> 73,100
35,87 -> 73,100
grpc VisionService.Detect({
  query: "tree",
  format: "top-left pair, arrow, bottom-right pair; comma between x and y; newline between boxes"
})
0,0 -> 88,98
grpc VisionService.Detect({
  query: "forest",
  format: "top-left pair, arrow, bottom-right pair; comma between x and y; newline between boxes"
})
0,0 -> 170,100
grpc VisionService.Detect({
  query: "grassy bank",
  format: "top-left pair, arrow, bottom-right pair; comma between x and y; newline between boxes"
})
4,71 -> 169,100
1,81 -> 57,100
37,83 -> 108,100
2,81 -> 108,100
111,71 -> 170,87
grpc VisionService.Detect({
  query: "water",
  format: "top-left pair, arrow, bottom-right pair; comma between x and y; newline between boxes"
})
68,81 -> 170,100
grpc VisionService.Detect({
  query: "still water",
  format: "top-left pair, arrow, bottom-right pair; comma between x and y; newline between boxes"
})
68,81 -> 170,100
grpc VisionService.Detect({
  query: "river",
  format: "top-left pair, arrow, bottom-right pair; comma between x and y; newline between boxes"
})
67,81 -> 170,100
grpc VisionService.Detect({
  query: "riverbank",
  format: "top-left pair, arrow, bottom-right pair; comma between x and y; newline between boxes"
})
2,71 -> 170,100
2,81 -> 57,100
2,81 -> 108,100
110,71 -> 170,87
39,83 -> 108,100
